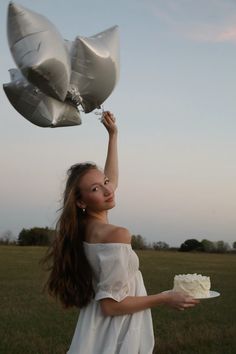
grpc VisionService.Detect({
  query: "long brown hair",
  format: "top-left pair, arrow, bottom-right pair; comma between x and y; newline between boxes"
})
42,162 -> 97,308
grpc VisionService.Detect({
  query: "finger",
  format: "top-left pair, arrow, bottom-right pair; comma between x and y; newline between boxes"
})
100,114 -> 108,124
101,113 -> 109,123
183,296 -> 199,304
108,117 -> 116,124
101,117 -> 108,126
102,114 -> 108,122
182,303 -> 197,309
103,111 -> 111,118
102,111 -> 111,119
104,111 -> 115,120
103,114 -> 116,125
187,299 -> 200,305
184,304 -> 195,308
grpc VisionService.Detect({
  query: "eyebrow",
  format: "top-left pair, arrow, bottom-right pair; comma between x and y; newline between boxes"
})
90,176 -> 107,188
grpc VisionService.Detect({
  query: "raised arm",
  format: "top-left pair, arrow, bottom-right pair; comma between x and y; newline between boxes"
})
102,111 -> 118,190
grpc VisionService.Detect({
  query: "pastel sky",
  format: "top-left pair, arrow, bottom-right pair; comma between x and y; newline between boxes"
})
0,0 -> 235,246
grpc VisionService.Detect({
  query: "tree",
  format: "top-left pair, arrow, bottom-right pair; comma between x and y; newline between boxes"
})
201,239 -> 216,253
215,240 -> 230,253
152,241 -> 169,250
179,239 -> 203,252
18,227 -> 55,246
131,235 -> 147,250
0,230 -> 16,245
233,241 -> 236,250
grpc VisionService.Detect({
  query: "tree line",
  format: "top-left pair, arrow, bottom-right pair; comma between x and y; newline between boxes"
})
0,228 -> 55,246
0,228 -> 235,253
131,235 -> 235,253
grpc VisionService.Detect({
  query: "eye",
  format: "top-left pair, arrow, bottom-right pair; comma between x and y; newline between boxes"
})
92,186 -> 99,192
104,178 -> 109,185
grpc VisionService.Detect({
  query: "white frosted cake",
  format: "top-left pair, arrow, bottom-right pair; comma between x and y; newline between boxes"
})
173,273 -> 211,298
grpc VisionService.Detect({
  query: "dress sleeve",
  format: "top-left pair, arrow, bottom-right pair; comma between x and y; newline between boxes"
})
95,244 -> 131,302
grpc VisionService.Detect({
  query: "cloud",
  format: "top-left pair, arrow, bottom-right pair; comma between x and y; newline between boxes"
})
184,23 -> 236,43
214,25 -> 236,42
142,0 -> 236,43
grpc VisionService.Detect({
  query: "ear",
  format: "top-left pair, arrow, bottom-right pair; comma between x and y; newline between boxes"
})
76,200 -> 86,209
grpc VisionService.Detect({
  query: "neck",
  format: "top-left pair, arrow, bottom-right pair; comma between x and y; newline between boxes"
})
86,210 -> 108,223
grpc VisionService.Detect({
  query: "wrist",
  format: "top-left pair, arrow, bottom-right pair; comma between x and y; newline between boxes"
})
154,292 -> 170,306
109,131 -> 118,139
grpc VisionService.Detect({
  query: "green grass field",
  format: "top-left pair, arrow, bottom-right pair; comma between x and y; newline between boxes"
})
0,246 -> 235,354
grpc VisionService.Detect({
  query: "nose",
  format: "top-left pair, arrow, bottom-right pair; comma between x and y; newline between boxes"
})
103,184 -> 112,196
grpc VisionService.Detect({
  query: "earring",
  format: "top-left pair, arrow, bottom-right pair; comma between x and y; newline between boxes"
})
82,208 -> 86,213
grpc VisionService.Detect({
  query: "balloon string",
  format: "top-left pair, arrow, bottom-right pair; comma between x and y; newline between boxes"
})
78,105 -> 105,120
94,105 -> 105,120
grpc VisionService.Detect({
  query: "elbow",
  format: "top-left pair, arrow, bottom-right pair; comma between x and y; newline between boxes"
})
101,307 -> 113,317
100,299 -> 119,317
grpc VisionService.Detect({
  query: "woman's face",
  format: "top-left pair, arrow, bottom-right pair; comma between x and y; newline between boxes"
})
77,169 -> 115,212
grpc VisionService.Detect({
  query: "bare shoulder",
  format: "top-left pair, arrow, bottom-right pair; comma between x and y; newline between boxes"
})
103,225 -> 131,244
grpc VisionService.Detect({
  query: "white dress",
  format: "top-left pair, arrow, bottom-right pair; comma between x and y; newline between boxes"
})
67,243 -> 154,354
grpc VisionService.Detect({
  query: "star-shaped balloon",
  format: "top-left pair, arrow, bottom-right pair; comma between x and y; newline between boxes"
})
3,2 -> 119,127
4,69 -> 81,127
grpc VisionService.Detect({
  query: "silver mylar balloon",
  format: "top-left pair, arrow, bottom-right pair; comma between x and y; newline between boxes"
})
7,1 -> 71,102
4,2 -> 120,128
3,69 -> 81,128
66,26 -> 119,113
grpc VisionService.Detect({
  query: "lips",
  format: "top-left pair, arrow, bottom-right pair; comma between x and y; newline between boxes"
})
106,195 -> 114,202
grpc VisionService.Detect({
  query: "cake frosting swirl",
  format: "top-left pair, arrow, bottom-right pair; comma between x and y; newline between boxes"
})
173,273 -> 211,298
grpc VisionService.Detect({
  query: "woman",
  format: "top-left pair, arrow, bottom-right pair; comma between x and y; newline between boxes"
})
43,111 -> 199,354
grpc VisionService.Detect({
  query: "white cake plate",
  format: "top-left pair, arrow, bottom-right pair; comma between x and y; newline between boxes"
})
162,290 -> 220,300
194,290 -> 220,300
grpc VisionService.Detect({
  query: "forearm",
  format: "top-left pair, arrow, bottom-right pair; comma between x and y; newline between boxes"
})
100,293 -> 167,316
104,133 -> 118,189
